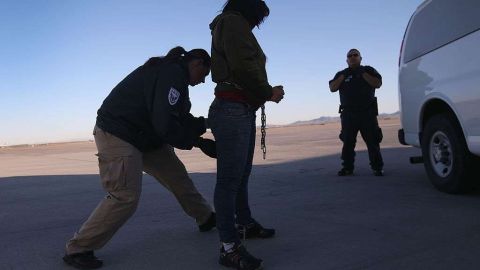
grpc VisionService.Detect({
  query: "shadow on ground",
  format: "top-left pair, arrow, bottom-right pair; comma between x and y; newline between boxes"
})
1,147 -> 480,270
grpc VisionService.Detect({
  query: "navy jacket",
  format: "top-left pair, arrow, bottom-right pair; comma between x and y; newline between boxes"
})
96,61 -> 206,152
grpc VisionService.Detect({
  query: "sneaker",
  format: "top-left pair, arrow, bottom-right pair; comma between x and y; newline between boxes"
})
373,169 -> 384,176
238,220 -> 275,239
337,168 -> 353,176
219,243 -> 263,270
63,250 -> 103,269
199,212 -> 216,232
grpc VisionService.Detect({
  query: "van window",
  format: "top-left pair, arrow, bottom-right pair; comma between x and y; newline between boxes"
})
403,0 -> 480,63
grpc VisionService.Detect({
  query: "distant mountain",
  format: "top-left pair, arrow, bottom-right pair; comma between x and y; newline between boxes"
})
378,111 -> 400,118
287,111 -> 399,126
289,116 -> 339,126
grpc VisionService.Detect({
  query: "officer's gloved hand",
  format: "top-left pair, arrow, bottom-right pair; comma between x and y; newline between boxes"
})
189,116 -> 207,137
204,118 -> 210,129
355,66 -> 366,77
194,137 -> 217,158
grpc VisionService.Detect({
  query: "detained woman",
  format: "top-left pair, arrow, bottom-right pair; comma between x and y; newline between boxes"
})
208,1 -> 285,269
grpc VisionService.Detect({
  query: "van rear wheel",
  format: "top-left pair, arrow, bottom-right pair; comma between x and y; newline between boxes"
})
421,114 -> 473,193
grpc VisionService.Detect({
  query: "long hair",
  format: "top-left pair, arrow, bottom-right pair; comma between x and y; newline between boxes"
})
144,46 -> 211,68
223,0 -> 270,28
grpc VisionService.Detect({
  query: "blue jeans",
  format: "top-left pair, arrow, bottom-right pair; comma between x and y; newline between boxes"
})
208,98 -> 256,244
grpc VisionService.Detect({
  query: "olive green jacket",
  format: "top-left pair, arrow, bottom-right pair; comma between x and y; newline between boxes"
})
209,11 -> 273,105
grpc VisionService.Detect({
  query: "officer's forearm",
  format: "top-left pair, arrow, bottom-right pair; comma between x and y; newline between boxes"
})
329,77 -> 343,92
362,73 -> 382,88
329,82 -> 339,92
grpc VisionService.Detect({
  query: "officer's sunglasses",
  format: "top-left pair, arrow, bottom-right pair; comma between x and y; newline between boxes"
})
347,53 -> 359,58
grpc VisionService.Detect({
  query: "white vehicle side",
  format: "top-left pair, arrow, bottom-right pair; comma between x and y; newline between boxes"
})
398,0 -> 480,193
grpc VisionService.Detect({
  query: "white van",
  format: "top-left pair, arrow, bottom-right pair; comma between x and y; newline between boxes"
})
398,0 -> 480,193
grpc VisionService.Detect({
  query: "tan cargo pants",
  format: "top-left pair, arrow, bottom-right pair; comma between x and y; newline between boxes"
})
66,126 -> 212,254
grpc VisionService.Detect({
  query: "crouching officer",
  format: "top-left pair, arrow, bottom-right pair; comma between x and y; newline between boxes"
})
63,46 -> 217,269
329,48 -> 384,177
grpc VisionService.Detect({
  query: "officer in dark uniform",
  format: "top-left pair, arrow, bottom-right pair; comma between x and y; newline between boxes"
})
63,47 -> 217,269
329,49 -> 384,176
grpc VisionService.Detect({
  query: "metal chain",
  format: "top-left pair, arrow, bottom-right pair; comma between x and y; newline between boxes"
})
260,105 -> 267,159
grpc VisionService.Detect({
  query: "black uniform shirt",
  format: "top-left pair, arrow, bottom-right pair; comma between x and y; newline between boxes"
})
329,65 -> 382,109
96,61 -> 205,152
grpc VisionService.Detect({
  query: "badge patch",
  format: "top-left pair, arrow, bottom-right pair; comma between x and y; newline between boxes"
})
168,87 -> 180,105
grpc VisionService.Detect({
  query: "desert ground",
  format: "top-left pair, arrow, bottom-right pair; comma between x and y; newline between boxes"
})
1,118 -> 480,270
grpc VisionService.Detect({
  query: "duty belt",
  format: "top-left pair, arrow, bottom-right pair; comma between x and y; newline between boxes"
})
339,98 -> 378,114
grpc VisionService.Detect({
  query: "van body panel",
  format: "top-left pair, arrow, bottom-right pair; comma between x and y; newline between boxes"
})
399,0 -> 480,156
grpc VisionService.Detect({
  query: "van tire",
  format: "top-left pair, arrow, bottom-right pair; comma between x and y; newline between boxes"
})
421,114 -> 473,194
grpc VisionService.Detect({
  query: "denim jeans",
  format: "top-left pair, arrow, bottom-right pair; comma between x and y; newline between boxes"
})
208,98 -> 256,244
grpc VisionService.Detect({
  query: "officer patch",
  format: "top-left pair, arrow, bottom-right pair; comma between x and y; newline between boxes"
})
168,87 -> 180,105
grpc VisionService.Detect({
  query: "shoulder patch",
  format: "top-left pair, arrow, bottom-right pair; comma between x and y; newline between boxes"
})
168,87 -> 180,105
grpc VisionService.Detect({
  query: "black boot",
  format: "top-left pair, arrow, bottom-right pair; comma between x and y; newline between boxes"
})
337,168 -> 353,176
63,250 -> 103,269
373,169 -> 384,176
238,220 -> 275,239
199,212 -> 216,232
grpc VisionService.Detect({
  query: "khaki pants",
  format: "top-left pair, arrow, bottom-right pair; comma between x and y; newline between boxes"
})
66,126 -> 212,254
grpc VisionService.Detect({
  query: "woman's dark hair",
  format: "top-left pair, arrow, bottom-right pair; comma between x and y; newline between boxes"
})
144,46 -> 211,68
223,0 -> 269,28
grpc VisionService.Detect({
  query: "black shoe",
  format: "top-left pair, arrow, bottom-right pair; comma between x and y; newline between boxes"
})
337,168 -> 353,176
219,243 -> 263,270
63,251 -> 103,269
238,220 -> 275,239
199,212 -> 216,232
373,169 -> 384,176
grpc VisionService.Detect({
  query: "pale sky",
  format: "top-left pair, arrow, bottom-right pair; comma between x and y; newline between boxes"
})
0,0 -> 422,145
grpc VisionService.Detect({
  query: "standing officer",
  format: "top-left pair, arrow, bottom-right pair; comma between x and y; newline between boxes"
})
329,49 -> 384,176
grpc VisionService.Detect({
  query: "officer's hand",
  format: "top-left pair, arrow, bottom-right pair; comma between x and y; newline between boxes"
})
356,66 -> 366,77
204,118 -> 210,129
194,137 -> 217,158
336,69 -> 348,82
185,116 -> 207,138
270,85 -> 285,103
